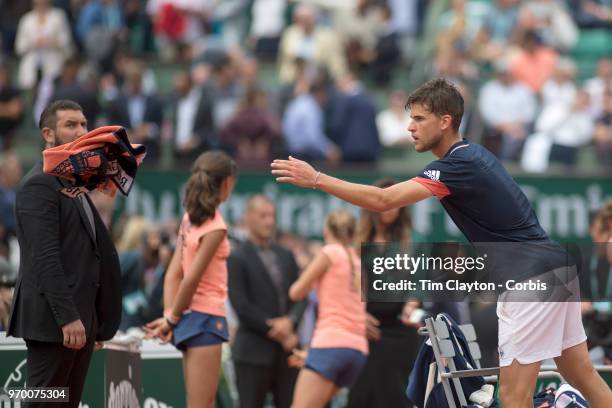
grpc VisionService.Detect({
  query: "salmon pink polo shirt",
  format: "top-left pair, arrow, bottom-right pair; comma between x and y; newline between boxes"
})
310,244 -> 368,354
179,210 -> 230,317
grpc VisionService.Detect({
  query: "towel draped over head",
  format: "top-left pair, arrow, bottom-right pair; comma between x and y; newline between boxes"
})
43,126 -> 147,198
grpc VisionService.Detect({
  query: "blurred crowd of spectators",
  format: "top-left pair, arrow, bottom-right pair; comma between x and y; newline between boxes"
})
0,0 -> 608,171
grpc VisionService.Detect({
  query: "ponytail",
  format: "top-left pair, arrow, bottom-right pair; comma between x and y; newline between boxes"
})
325,210 -> 360,292
342,244 -> 361,293
184,151 -> 236,226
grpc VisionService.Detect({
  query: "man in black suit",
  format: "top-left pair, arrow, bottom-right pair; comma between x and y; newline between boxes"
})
228,195 -> 306,408
7,100 -> 122,408
170,70 -> 214,163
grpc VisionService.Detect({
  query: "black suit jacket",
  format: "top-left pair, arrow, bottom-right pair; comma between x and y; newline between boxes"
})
106,93 -> 164,130
171,88 -> 214,155
228,240 -> 306,365
7,163 -> 122,342
106,93 -> 164,159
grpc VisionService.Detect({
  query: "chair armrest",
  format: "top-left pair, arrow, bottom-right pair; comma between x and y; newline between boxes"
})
441,367 -> 501,379
443,368 -> 564,382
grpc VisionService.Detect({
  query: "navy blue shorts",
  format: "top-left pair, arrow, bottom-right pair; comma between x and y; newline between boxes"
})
304,347 -> 367,389
172,311 -> 228,351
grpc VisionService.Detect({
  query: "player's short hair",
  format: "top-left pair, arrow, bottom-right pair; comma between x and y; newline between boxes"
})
406,78 -> 464,132
38,99 -> 83,130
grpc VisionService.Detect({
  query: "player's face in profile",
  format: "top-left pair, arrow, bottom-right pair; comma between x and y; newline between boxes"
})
49,110 -> 88,147
408,103 -> 443,153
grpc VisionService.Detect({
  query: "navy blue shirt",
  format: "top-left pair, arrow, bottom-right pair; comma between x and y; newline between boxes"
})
413,139 -> 571,284
413,139 -> 548,242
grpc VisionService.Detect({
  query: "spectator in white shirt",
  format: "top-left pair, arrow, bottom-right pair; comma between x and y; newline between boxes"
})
376,90 -> 413,147
541,57 -> 577,109
543,89 -> 594,167
584,58 -> 612,119
478,60 -> 537,161
15,0 -> 74,90
249,0 -> 287,60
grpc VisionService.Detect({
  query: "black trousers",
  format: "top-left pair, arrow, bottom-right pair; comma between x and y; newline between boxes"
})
24,334 -> 95,408
234,352 -> 299,408
347,329 -> 420,408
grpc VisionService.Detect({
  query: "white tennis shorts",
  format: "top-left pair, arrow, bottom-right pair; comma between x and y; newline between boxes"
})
496,299 -> 587,367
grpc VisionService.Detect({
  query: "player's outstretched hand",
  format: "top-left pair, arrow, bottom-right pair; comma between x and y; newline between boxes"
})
271,156 -> 318,188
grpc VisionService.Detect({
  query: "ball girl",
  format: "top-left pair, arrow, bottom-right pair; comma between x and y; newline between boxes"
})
145,151 -> 236,408
288,209 -> 368,408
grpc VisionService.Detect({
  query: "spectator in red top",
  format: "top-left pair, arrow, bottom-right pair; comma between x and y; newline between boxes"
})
509,30 -> 558,93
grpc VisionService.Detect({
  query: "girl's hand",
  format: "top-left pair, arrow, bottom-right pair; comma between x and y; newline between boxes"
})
365,313 -> 382,341
288,348 -> 307,368
400,301 -> 425,328
144,317 -> 173,343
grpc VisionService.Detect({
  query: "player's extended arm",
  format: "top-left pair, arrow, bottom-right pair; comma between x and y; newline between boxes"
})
271,156 -> 432,212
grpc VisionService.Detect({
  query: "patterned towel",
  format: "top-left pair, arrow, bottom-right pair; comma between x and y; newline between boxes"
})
43,125 -> 146,198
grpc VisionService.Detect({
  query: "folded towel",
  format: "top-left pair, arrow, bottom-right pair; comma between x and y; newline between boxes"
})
469,384 -> 495,407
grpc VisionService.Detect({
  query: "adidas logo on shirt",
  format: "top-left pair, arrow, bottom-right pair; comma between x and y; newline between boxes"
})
423,169 -> 440,181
